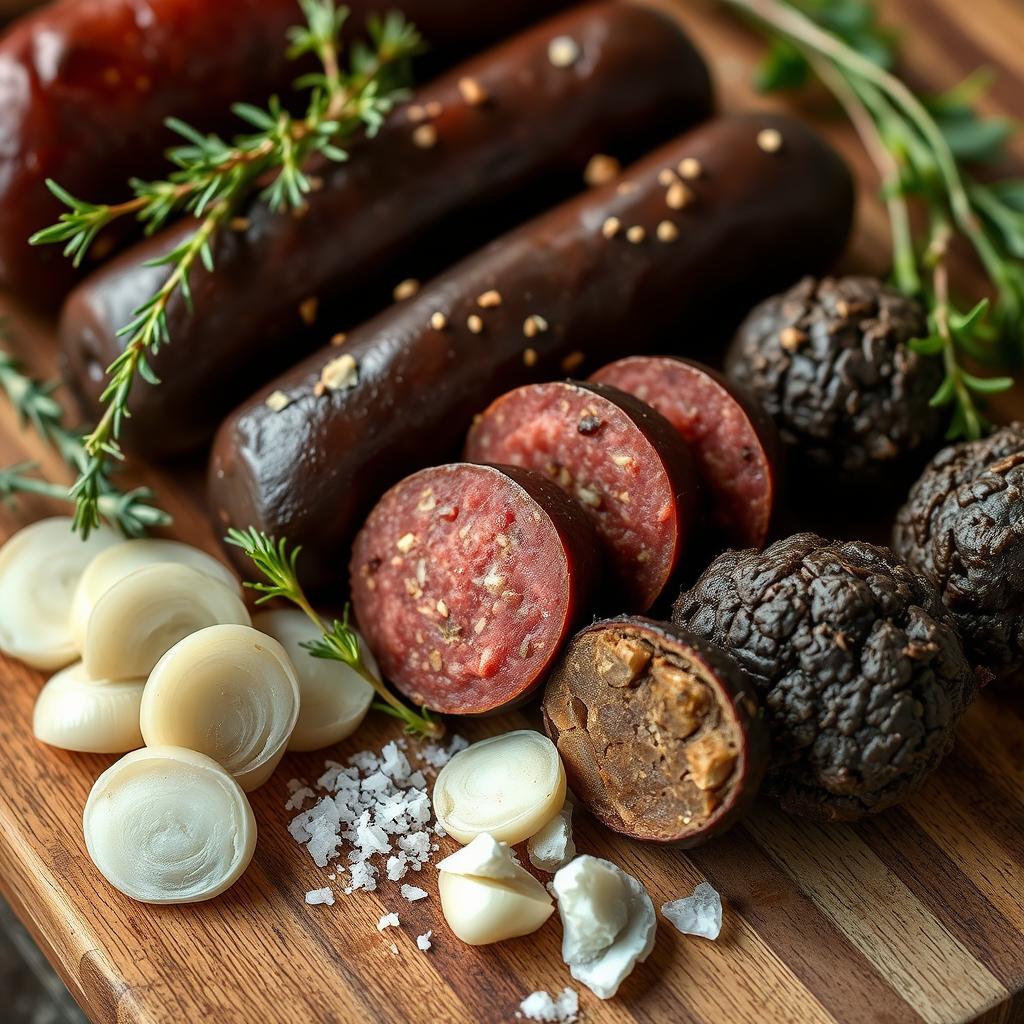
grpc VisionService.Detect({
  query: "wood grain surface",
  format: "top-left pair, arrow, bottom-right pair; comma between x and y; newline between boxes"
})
0,1 -> 1022,1023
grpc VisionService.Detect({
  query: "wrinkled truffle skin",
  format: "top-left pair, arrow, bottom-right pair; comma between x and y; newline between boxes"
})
725,276 -> 942,487
672,533 -> 976,820
892,424 -> 1024,682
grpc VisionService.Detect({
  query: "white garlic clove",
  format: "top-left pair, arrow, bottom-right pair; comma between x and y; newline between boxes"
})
253,608 -> 374,751
433,730 -> 566,845
0,517 -> 118,669
140,624 -> 300,792
33,661 -> 144,753
83,745 -> 256,904
83,562 -> 250,680
71,538 -> 240,650
553,855 -> 657,1000
437,835 -> 553,945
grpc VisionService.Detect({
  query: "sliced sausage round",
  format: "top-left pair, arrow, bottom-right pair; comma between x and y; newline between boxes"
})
590,356 -> 780,549
464,380 -> 697,612
350,463 -> 601,716
542,615 -> 768,846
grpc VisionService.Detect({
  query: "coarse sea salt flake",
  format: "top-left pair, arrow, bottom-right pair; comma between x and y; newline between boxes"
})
377,912 -> 400,931
305,887 -> 335,906
401,884 -> 428,902
416,931 -> 432,951
662,882 -> 723,940
517,988 -> 579,1023
285,786 -> 315,810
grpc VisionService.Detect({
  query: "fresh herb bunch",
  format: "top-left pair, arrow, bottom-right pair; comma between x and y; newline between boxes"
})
30,0 -> 423,537
727,0 -> 1023,439
226,526 -> 444,740
0,334 -> 169,535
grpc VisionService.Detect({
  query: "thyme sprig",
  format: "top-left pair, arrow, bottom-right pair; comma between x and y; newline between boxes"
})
0,340 -> 169,535
30,1 -> 423,536
726,0 -> 1023,438
226,526 -> 443,740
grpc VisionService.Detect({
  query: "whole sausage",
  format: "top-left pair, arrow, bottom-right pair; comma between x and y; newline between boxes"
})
542,615 -> 769,846
59,2 -> 713,456
209,113 -> 855,590
464,381 -> 698,613
350,463 -> 602,715
590,356 -> 781,549
0,0 -> 573,302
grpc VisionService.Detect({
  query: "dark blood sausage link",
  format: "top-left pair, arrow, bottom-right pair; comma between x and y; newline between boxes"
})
350,463 -> 602,715
209,113 -> 855,590
542,616 -> 768,846
464,381 -> 697,613
59,2 -> 712,457
590,356 -> 781,549
0,0 -> 575,302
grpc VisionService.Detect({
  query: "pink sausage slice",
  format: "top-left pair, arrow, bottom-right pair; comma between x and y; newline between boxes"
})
350,463 -> 601,715
591,356 -> 780,549
464,381 -> 697,612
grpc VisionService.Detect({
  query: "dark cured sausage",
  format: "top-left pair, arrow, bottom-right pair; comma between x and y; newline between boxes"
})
59,1 -> 712,456
0,0 -> 573,301
542,616 -> 768,846
209,113 -> 855,590
350,463 -> 602,715
464,381 -> 697,613
590,357 -> 781,549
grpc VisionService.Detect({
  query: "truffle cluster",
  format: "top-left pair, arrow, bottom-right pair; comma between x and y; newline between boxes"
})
893,423 -> 1024,682
673,533 -> 976,820
725,276 -> 942,486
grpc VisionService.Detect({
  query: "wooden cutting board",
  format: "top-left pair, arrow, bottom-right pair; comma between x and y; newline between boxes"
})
0,2 -> 1022,1022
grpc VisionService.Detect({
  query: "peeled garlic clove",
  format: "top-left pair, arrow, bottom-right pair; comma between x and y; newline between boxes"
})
140,624 -> 299,791
84,562 -> 250,680
0,517 -> 118,669
253,608 -> 374,751
433,730 -> 566,845
553,855 -> 657,1000
83,745 -> 256,904
71,539 -> 240,650
33,661 -> 144,753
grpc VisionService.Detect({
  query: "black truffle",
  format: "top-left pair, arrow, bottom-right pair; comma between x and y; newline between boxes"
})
892,423 -> 1024,682
672,533 -> 976,821
725,276 -> 942,487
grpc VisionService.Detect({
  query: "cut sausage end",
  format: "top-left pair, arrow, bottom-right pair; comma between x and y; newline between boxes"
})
464,381 -> 696,612
350,463 -> 600,715
590,356 -> 780,549
542,616 -> 768,845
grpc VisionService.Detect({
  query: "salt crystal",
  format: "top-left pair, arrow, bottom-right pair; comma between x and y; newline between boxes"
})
528,801 -> 576,872
379,741 -> 412,782
421,734 -> 468,769
416,931 -> 432,951
401,884 -> 428,902
377,912 -> 400,931
662,881 -> 722,940
304,887 -> 335,906
285,786 -> 315,811
386,855 -> 408,881
518,988 -> 579,1023
389,942 -> 399,955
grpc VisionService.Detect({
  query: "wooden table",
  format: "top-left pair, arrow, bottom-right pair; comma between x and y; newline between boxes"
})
0,1 -> 1022,1022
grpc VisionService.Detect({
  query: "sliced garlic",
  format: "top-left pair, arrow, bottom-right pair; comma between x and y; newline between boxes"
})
33,662 -> 144,753
253,608 -> 374,751
0,517 -> 118,669
140,624 -> 300,791
433,730 -> 566,845
437,833 -> 553,945
71,539 -> 240,650
83,562 -> 250,680
553,855 -> 657,999
83,745 -> 256,904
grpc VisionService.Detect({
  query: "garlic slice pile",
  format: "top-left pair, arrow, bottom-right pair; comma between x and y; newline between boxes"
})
84,562 -> 250,680
433,730 -> 567,845
33,662 -> 144,753
71,539 -> 239,649
83,745 -> 256,904
253,609 -> 375,751
437,834 -> 553,945
140,624 -> 300,791
0,517 -> 117,669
